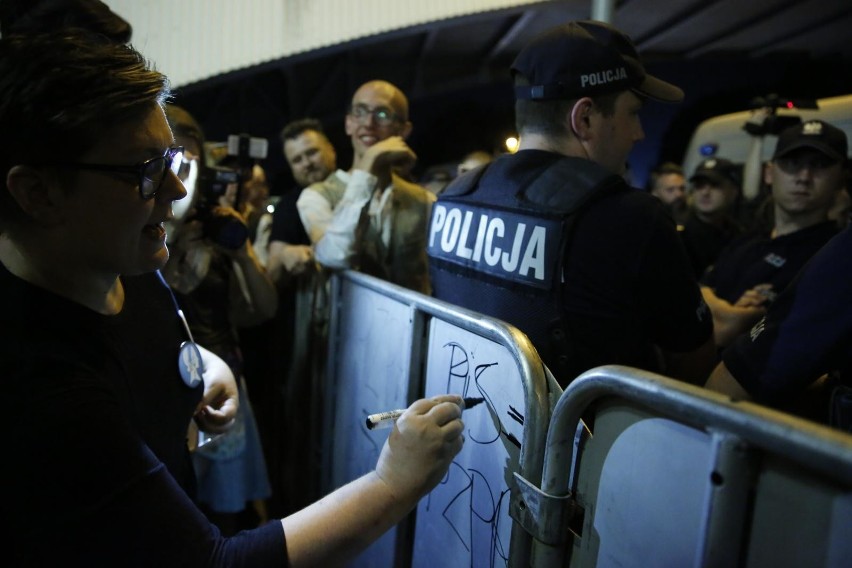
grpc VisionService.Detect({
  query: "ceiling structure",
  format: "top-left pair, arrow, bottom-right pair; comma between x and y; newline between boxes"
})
176,0 -> 852,190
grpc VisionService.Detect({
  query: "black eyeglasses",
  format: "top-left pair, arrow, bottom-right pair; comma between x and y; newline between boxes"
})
348,104 -> 402,127
47,146 -> 185,200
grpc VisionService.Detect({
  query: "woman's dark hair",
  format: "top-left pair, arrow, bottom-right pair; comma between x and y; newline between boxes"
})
0,32 -> 169,229
0,0 -> 132,42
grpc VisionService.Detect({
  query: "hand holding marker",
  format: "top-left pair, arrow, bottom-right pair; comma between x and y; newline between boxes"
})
367,397 -> 485,430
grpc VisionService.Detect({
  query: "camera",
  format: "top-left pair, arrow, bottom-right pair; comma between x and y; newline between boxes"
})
191,134 -> 269,250
194,164 -> 249,249
742,94 -> 819,137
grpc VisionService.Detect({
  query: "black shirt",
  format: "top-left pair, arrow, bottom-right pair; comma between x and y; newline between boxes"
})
270,186 -> 310,246
723,226 -> 852,425
680,213 -> 743,278
0,264 -> 287,566
702,221 -> 838,303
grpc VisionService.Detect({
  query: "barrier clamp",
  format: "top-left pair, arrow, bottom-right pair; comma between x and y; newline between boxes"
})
510,472 -> 581,546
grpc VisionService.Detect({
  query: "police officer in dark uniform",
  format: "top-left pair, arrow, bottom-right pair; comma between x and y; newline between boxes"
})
707,226 -> 852,430
700,120 -> 846,348
681,157 -> 744,278
428,20 -> 715,387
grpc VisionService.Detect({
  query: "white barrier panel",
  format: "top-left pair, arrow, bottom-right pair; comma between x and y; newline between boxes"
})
320,274 -> 852,567
326,276 -> 417,565
514,366 -> 852,568
322,271 -> 551,567
413,320 -> 525,566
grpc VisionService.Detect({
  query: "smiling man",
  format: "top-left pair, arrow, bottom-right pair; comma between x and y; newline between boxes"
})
295,80 -> 435,294
428,20 -> 715,387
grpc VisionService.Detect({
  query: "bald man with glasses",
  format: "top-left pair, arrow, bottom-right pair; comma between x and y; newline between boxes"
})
296,80 -> 436,294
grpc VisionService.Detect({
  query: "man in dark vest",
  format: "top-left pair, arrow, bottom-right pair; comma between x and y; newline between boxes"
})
428,20 -> 715,388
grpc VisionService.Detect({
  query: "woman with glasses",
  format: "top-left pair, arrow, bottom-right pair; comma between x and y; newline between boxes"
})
0,32 -> 464,567
0,0 -> 241,511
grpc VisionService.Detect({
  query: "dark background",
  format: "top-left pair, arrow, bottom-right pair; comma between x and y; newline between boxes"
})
172,1 -> 852,194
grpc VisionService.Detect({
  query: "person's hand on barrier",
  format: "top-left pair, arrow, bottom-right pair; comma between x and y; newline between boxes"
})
375,395 -> 464,505
194,345 -> 239,433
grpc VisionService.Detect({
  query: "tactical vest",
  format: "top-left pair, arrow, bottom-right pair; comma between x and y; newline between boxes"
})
428,154 -> 626,384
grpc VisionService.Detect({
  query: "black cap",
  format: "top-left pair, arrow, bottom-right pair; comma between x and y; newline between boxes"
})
690,158 -> 741,188
511,20 -> 683,103
773,120 -> 848,162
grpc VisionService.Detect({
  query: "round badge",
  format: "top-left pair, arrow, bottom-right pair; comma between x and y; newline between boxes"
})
178,341 -> 205,388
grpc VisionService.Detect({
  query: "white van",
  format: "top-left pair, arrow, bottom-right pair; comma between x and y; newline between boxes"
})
682,94 -> 852,199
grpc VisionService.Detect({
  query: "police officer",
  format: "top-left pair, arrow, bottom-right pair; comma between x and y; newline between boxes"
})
428,20 -> 715,387
707,226 -> 852,430
681,157 -> 744,277
700,120 -> 846,348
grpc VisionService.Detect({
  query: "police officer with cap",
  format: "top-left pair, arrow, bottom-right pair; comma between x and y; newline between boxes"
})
428,20 -> 715,387
681,157 -> 744,277
700,119 -> 846,348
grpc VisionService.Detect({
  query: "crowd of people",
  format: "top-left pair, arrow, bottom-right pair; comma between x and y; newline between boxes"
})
0,1 -> 462,565
2,0 -> 850,565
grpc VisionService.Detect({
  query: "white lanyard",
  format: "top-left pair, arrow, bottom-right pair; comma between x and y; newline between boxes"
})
156,270 -> 205,388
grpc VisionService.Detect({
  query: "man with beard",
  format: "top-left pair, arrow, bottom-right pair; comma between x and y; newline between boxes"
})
263,118 -> 339,515
648,161 -> 688,225
268,118 -> 338,282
